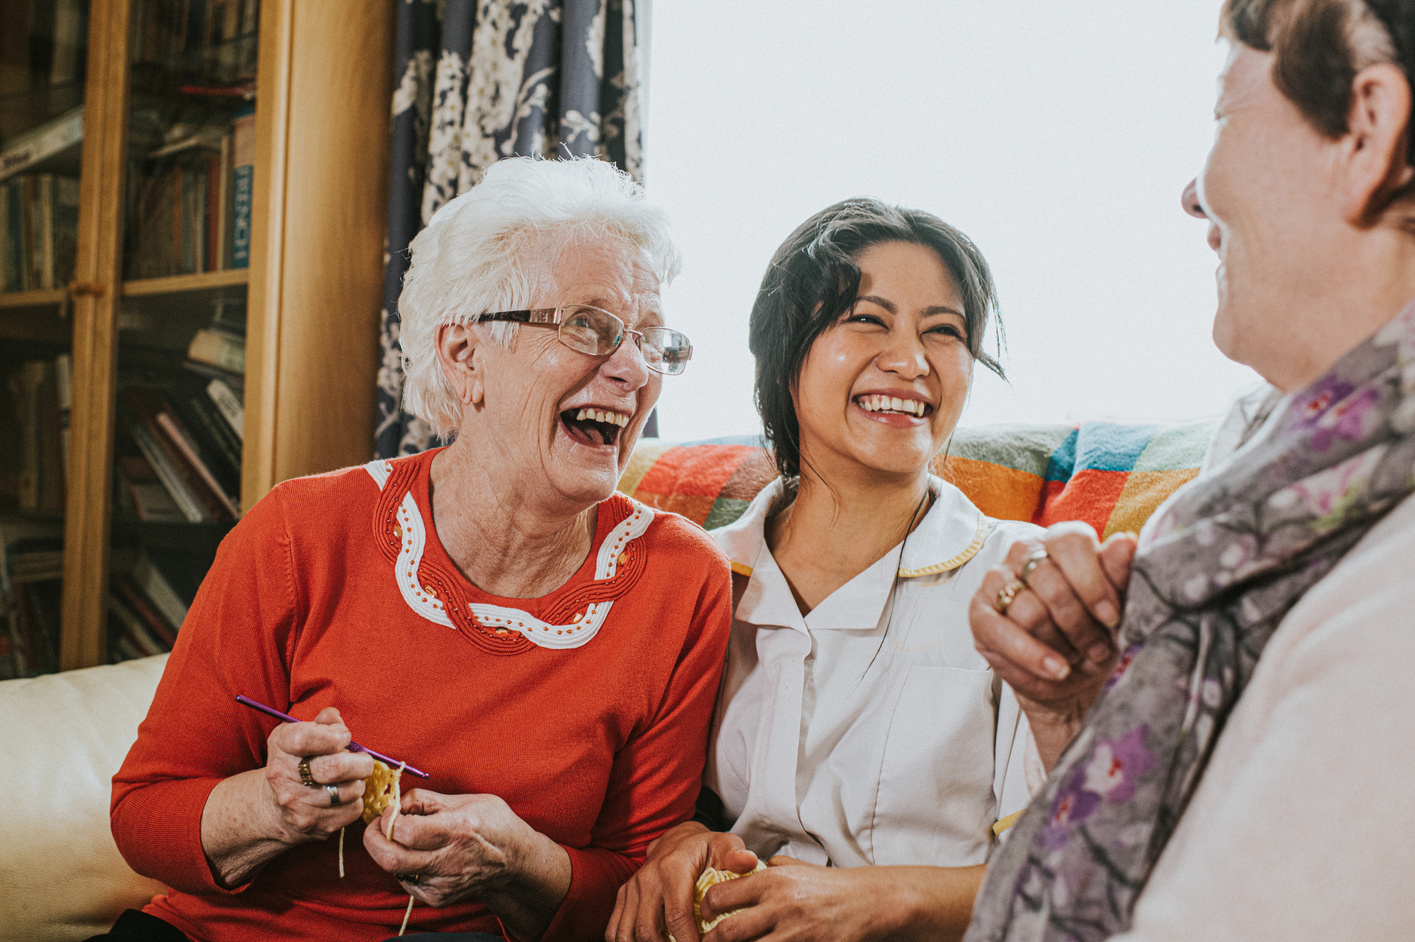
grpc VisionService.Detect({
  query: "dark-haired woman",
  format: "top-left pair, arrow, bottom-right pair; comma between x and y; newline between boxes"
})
607,200 -> 1054,942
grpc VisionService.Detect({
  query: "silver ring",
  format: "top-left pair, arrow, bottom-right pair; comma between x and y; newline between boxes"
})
326,783 -> 342,807
1018,550 -> 1049,586
298,757 -> 318,788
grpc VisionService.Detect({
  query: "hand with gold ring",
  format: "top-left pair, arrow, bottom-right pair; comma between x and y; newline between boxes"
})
199,706 -> 378,890
969,523 -> 1137,770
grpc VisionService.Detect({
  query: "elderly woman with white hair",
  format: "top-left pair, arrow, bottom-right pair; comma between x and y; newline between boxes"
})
103,157 -> 731,942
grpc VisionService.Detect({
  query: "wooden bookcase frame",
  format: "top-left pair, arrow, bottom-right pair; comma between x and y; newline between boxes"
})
51,0 -> 393,670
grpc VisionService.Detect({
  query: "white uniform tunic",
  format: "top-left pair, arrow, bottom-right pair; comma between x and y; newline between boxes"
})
706,476 -> 1043,869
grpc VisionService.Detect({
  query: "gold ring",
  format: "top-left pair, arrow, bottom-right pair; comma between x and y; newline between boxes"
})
1018,550 -> 1049,586
298,757 -> 318,788
399,873 -> 420,885
995,579 -> 1026,614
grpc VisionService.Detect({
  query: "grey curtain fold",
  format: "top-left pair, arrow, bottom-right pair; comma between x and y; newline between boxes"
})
376,0 -> 644,459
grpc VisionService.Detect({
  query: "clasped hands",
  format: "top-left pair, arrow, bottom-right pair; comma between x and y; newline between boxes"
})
968,521 -> 1138,768
608,823 -> 944,942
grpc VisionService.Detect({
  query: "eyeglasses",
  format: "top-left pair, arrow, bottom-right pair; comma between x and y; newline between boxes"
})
477,304 -> 693,376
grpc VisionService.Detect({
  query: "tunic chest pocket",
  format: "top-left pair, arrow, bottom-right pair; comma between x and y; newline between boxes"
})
869,664 -> 998,867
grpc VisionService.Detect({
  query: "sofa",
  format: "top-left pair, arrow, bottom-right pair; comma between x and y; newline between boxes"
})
0,421 -> 1214,941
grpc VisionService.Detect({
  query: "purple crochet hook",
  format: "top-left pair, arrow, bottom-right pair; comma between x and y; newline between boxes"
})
235,695 -> 430,779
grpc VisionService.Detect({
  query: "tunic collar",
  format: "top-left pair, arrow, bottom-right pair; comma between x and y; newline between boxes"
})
712,475 -> 991,632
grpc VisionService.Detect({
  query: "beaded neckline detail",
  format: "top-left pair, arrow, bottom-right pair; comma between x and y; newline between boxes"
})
365,458 -> 653,654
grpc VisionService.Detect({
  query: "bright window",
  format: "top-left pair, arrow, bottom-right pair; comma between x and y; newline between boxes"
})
643,1 -> 1256,440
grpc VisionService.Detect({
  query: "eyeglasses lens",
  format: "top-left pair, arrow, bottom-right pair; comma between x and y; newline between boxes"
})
557,306 -> 691,375
640,328 -> 692,376
559,307 -> 621,356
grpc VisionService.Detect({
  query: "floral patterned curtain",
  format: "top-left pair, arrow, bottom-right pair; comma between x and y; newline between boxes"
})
375,0 -> 644,458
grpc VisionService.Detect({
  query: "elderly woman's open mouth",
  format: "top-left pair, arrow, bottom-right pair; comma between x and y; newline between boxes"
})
562,406 -> 631,447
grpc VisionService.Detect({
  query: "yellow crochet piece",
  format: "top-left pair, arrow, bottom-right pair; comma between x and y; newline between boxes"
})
361,759 -> 404,829
665,862 -> 766,942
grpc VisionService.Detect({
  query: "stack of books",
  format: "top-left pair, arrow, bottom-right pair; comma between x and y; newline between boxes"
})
0,172 -> 81,292
125,104 -> 254,278
0,353 -> 71,515
0,518 -> 64,679
115,379 -> 242,524
0,105 -> 84,294
133,0 -> 261,84
107,546 -> 202,662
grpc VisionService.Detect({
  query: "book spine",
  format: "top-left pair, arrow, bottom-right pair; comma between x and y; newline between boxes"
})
127,389 -> 230,520
0,183 -> 11,292
130,552 -> 190,629
215,132 -> 230,268
37,174 -> 53,290
55,353 -> 72,488
108,596 -> 166,658
120,401 -> 210,523
0,107 -> 84,184
206,378 -> 245,440
112,577 -> 178,648
156,409 -> 239,517
52,176 -> 80,287
18,176 -> 34,290
170,391 -> 241,486
230,108 -> 254,268
188,327 -> 246,373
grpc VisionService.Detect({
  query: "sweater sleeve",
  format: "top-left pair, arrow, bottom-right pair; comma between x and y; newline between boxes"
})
539,530 -> 734,942
110,487 -> 303,894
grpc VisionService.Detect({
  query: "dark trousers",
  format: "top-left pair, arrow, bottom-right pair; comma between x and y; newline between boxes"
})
86,909 -> 505,942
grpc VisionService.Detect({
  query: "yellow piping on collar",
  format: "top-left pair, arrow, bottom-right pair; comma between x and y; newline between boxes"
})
897,512 -> 990,578
730,560 -> 754,577
992,809 -> 1024,838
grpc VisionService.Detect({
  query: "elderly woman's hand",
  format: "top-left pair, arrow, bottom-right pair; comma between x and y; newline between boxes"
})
969,523 -> 1137,769
200,706 -> 374,888
606,822 -> 760,942
364,789 -> 572,938
261,706 -> 375,841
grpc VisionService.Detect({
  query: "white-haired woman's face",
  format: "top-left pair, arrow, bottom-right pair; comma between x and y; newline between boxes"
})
470,238 -> 664,510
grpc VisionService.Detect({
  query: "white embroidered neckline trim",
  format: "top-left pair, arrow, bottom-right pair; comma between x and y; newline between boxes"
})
365,459 -> 653,650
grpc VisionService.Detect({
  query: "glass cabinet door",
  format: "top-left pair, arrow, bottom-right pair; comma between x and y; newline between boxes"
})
107,0 -> 259,664
0,0 -> 89,677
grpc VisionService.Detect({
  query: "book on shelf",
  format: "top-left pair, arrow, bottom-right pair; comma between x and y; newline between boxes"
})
111,575 -> 179,648
108,594 -> 167,658
0,173 -> 81,292
0,518 -> 63,678
171,388 -> 241,476
187,326 -> 245,375
130,547 -> 195,632
230,105 -> 254,269
4,358 -> 65,514
0,107 -> 83,184
119,388 -> 230,523
117,454 -> 188,523
155,405 -> 239,517
206,377 -> 244,441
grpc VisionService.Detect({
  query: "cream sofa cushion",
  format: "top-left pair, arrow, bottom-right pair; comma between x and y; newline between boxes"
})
0,654 -> 168,941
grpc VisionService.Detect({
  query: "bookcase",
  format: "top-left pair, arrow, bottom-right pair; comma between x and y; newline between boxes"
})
0,0 -> 393,672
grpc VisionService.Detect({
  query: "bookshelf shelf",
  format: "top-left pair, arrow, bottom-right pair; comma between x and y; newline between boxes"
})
0,288 -> 68,310
122,269 -> 249,297
0,0 -> 393,675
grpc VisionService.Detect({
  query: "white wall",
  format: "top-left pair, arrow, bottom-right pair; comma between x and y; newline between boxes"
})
643,1 -> 1259,441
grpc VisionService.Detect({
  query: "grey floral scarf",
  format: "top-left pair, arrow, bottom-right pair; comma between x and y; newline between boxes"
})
966,300 -> 1415,942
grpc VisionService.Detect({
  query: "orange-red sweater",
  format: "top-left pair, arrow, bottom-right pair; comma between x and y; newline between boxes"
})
111,448 -> 732,942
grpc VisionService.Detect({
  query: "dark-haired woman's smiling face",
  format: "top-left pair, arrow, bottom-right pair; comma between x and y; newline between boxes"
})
793,240 -> 973,483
